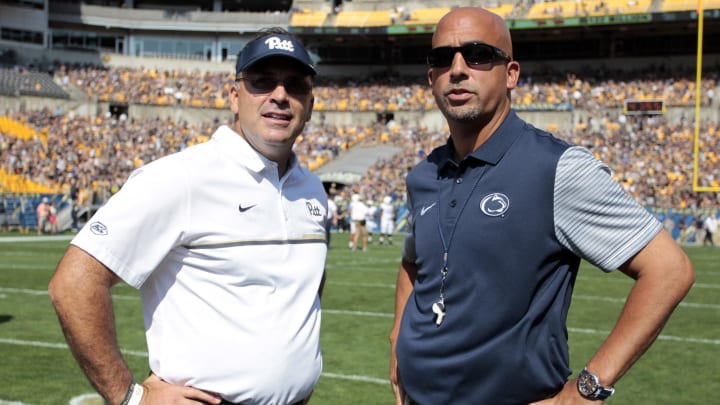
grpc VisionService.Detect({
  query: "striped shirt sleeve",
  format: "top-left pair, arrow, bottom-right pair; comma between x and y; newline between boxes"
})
554,146 -> 662,271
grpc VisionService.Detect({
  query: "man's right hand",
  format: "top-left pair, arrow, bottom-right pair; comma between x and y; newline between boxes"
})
389,341 -> 405,405
390,259 -> 418,405
141,373 -> 222,404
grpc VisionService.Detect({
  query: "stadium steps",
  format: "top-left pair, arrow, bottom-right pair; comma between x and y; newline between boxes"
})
0,69 -> 70,99
314,144 -> 402,185
62,81 -> 91,101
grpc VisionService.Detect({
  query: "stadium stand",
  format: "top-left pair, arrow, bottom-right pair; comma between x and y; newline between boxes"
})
486,4 -> 519,18
0,116 -> 48,143
52,63 -> 715,112
332,10 -> 393,27
0,69 -> 70,99
525,0 -> 652,19
0,0 -> 718,237
402,8 -> 451,25
290,10 -> 328,27
0,170 -> 55,194
661,0 -> 720,12
49,2 -> 291,29
2,79 -> 718,234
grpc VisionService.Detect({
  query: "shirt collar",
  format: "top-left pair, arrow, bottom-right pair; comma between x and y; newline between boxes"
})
210,125 -> 298,176
437,110 -> 524,171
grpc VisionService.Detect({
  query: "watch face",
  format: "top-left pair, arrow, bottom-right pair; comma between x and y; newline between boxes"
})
578,371 -> 599,397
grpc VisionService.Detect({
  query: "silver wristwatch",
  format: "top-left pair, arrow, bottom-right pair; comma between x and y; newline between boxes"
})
577,367 -> 615,400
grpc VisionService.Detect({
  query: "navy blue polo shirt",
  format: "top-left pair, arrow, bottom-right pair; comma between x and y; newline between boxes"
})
396,111 -> 580,404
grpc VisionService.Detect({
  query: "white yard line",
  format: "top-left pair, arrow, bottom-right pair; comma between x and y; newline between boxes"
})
0,400 -> 36,405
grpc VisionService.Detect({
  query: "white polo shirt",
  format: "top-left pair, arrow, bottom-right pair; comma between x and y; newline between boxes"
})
72,125 -> 328,405
349,200 -> 368,222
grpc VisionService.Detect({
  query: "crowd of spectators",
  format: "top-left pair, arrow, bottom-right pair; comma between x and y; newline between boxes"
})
56,63 -> 717,111
4,109 -> 716,215
56,64 -> 233,109
1,108 -> 219,206
334,113 -> 719,211
1,67 -> 719,230
559,114 -> 719,209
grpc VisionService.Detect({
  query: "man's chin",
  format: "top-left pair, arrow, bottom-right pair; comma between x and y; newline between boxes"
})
445,109 -> 480,123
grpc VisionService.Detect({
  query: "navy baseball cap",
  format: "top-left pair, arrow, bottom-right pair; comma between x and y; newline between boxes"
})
236,33 -> 316,76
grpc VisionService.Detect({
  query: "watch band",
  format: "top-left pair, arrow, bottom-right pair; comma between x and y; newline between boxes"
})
592,383 -> 615,400
578,367 -> 615,400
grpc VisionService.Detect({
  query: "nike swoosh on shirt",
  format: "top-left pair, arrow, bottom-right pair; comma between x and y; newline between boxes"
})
420,202 -> 436,216
238,204 -> 257,212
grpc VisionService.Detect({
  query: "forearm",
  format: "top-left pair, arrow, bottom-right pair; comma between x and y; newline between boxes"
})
49,246 -> 134,404
586,232 -> 695,385
58,290 -> 133,402
541,233 -> 695,404
389,259 -> 418,403
587,271 -> 693,385
389,259 -> 417,343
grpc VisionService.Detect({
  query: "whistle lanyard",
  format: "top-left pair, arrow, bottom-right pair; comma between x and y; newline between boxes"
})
432,163 -> 488,325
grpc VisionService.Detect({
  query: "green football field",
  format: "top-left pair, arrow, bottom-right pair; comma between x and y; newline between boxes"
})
0,232 -> 718,404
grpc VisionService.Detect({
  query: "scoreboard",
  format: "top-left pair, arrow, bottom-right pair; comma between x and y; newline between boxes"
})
623,99 -> 665,115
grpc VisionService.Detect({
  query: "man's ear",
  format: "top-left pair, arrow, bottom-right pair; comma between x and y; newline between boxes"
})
229,83 -> 240,115
427,68 -> 434,87
506,61 -> 520,90
305,95 -> 314,122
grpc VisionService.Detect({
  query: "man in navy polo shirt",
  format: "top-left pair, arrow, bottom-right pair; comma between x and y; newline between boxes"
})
389,7 -> 695,405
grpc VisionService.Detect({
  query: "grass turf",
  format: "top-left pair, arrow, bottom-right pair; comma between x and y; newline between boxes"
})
0,232 -> 717,404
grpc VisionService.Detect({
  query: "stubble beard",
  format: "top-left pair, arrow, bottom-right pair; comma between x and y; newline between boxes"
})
438,101 -> 483,123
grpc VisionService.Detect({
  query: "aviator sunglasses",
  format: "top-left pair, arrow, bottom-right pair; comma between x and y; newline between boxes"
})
427,42 -> 511,68
236,73 -> 312,95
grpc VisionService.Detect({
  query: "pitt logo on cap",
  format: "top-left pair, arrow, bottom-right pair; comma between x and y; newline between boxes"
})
265,36 -> 295,52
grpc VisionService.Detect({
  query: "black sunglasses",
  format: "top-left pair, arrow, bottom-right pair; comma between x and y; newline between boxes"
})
427,42 -> 511,68
236,74 -> 312,95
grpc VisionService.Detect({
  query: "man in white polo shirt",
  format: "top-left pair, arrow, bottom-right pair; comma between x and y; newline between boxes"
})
48,28 -> 327,405
348,194 -> 369,251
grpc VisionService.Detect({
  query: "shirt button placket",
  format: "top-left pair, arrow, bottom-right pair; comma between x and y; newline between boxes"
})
450,176 -> 462,208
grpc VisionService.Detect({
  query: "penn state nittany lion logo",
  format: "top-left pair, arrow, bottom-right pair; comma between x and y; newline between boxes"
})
480,193 -> 510,217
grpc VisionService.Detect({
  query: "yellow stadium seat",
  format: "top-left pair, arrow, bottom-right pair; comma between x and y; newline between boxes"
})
334,10 -> 392,27
527,0 -> 651,19
486,4 -> 516,18
291,10 -> 327,27
0,116 -> 46,143
660,0 -> 718,11
0,168 -> 55,193
404,8 -> 451,25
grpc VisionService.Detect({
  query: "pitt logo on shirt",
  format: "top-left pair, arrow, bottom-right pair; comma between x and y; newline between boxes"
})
265,37 -> 294,52
306,202 -> 323,217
